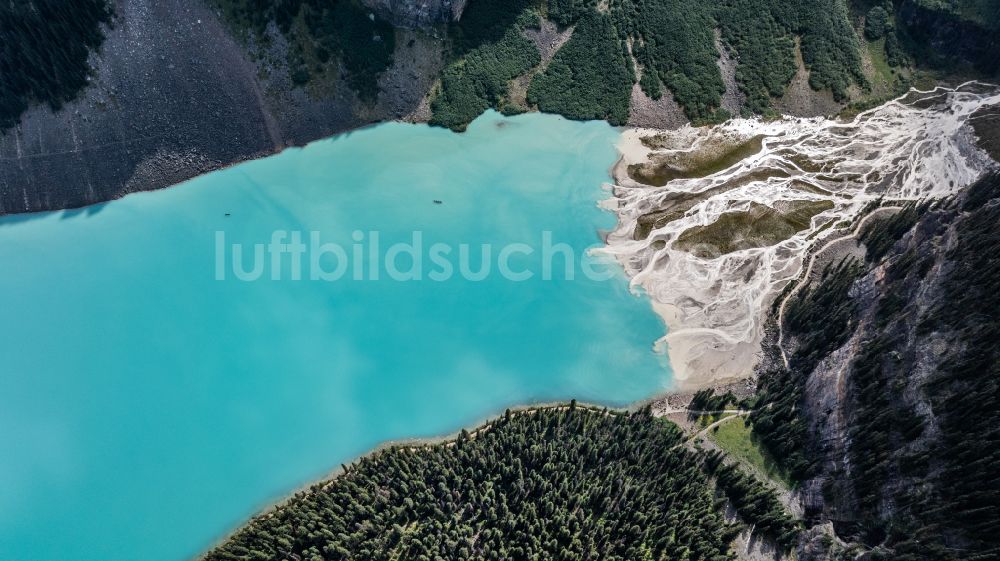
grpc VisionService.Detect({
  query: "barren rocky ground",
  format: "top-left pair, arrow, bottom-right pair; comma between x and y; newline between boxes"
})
0,0 -> 439,215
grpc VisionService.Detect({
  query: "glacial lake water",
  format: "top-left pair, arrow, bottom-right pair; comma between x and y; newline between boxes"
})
0,111 -> 671,561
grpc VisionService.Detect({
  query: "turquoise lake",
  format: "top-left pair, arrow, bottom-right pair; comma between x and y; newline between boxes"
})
0,112 -> 671,561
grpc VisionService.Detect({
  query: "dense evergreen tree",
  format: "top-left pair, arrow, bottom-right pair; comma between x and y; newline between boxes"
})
214,0 -> 395,102
430,0 -> 540,130
527,12 -> 633,125
703,451 -> 801,551
749,173 -> 1000,559
429,0 -> 874,128
448,0 -> 538,55
716,0 -> 797,115
790,0 -> 867,101
688,389 -> 737,412
750,258 -> 862,482
917,172 -> 1000,558
864,5 -> 891,40
430,32 -> 540,129
546,0 -> 597,27
205,407 -> 750,561
0,0 -> 113,130
714,0 -> 869,113
616,0 -> 728,122
854,172 -> 1000,558
857,201 -> 927,263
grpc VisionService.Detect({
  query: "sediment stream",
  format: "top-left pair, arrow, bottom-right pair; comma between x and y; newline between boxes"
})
602,82 -> 1000,385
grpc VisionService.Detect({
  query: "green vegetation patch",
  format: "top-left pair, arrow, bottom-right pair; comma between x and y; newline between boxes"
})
716,0 -> 797,115
864,37 -> 899,94
527,12 -> 633,125
0,0 -> 113,130
628,135 -> 765,187
430,0 -> 541,131
619,0 -> 728,122
708,416 -> 794,489
214,0 -> 395,102
674,199 -> 833,257
205,406 -> 746,561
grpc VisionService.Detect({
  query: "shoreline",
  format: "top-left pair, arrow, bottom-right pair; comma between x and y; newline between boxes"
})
196,399 -> 627,558
0,116 -> 391,222
606,126 -> 766,390
3,91 -> 871,221
603,81 -> 1000,392
196,383 -> 750,560
1,110 -> 657,221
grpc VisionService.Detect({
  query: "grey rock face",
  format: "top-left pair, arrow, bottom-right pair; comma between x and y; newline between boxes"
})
0,0 -> 279,214
359,0 -> 467,29
0,0 -> 441,216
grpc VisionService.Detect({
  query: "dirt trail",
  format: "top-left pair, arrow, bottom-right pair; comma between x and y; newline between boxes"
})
775,206 -> 902,369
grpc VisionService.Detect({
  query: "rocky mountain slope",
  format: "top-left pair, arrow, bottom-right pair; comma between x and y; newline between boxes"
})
0,0 -> 959,216
749,168 -> 1000,560
0,0 -> 995,218
0,0 -> 442,215
0,0 -> 997,215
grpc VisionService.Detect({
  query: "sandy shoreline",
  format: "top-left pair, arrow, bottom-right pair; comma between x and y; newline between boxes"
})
606,85 -> 1000,389
606,127 -> 765,390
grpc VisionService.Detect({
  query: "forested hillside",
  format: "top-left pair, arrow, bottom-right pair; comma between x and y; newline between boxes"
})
429,0 -> 540,129
4,0 -> 994,136
180,0 -> 1000,130
896,0 -> 1000,75
429,0 -> 871,129
0,0 -> 112,130
427,0 -> 1000,130
2,0 -> 997,213
751,257 -> 863,483
205,406 -> 800,561
213,0 -> 395,101
745,171 -> 1000,560
527,12 -> 633,125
